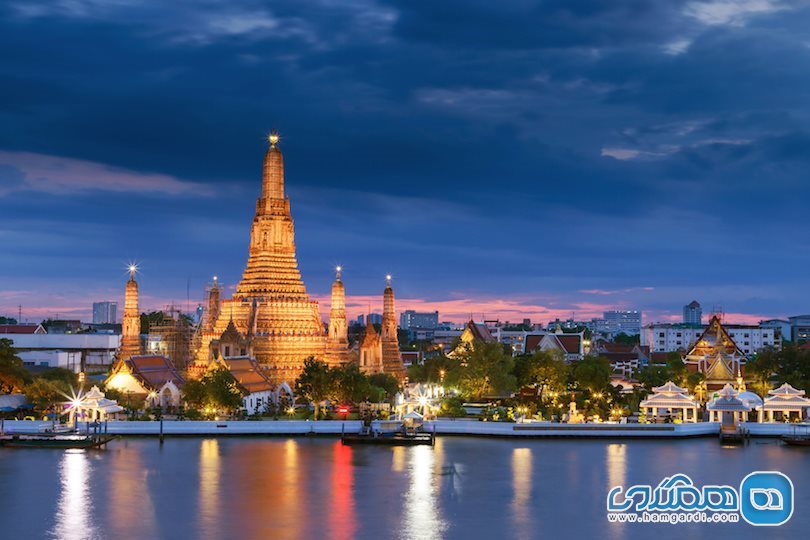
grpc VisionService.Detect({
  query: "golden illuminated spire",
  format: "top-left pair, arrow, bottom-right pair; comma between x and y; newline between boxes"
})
119,265 -> 142,361
262,130 -> 284,200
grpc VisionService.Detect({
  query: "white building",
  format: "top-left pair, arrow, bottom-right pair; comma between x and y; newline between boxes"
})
641,323 -> 779,356
5,333 -> 120,372
601,310 -> 642,336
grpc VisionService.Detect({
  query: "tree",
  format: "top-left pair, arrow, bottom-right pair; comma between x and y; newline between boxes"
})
0,338 -> 30,393
182,379 -> 207,409
39,367 -> 79,388
25,379 -> 68,413
572,356 -> 611,393
368,373 -> 400,400
294,357 -> 335,420
454,341 -> 516,399
515,349 -> 568,399
202,367 -> 244,412
181,368 -> 243,414
637,365 -> 671,391
331,363 -> 370,404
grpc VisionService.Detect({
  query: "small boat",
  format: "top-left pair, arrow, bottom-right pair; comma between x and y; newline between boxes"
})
781,427 -> 810,447
0,434 -> 115,449
342,432 -> 435,446
342,413 -> 435,446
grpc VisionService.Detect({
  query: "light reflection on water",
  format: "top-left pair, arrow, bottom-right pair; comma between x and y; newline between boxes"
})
50,450 -> 97,540
7,438 -> 807,540
402,445 -> 447,540
198,439 -> 220,539
511,447 -> 533,539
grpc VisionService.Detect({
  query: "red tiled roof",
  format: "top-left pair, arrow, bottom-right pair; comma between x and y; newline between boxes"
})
0,324 -> 43,334
557,335 -> 581,354
125,355 -> 184,391
223,357 -> 273,394
524,334 -> 543,352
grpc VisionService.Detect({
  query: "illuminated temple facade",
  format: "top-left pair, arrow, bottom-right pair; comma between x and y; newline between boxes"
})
189,134 -> 404,384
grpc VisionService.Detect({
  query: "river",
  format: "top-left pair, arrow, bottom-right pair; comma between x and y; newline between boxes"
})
0,437 -> 807,539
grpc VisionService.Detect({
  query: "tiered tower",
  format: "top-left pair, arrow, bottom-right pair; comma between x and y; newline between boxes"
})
359,315 -> 383,374
118,265 -> 142,361
381,275 -> 406,379
326,266 -> 350,364
193,133 -> 331,383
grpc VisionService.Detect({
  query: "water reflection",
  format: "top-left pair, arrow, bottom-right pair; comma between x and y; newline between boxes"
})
107,443 -> 156,538
511,448 -> 533,539
401,446 -> 446,540
328,442 -> 356,540
51,450 -> 97,540
199,439 -> 220,539
606,444 -> 627,540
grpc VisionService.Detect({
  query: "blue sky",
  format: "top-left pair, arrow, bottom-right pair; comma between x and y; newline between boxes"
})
1,0 -> 809,324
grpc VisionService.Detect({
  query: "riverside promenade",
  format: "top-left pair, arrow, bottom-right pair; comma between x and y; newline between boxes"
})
3,419 -> 807,438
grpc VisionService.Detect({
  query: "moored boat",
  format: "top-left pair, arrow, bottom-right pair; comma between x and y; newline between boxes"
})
0,434 -> 115,449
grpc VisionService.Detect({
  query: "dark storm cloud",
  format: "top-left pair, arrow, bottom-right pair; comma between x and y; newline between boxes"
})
1,0 -> 809,322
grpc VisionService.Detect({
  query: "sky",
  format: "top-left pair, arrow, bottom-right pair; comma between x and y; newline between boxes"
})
1,0 -> 809,325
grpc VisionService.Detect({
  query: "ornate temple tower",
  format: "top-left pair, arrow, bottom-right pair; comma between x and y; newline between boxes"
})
118,265 -> 142,361
359,316 -> 383,374
381,275 -> 406,379
205,277 -> 221,331
193,133 -> 333,384
326,266 -> 350,364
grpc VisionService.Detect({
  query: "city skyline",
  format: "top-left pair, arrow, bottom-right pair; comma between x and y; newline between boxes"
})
2,2 -> 810,324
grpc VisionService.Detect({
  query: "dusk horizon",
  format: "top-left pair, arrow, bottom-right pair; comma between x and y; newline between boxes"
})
3,2 -> 810,327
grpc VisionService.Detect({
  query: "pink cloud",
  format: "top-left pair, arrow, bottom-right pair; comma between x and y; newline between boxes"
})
0,151 -> 213,196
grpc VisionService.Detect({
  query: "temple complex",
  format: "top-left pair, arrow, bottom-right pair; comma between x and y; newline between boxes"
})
190,133 -> 349,384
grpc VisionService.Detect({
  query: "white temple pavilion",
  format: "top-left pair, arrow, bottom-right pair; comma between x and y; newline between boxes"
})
758,383 -> 810,422
706,384 -> 750,426
639,381 -> 699,423
67,385 -> 124,423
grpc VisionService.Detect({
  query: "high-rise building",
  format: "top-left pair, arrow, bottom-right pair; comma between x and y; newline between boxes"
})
602,310 -> 642,336
92,301 -> 117,324
400,310 -> 439,330
358,313 -> 382,326
683,301 -> 702,325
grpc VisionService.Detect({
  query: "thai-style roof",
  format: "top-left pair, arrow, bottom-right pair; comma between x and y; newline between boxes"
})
762,383 -> 810,411
769,383 -> 806,396
525,332 -> 582,355
464,321 -> 494,343
707,384 -> 750,412
652,381 -> 689,394
361,317 -> 380,347
640,393 -> 698,409
686,315 -> 746,359
123,355 -> 185,392
221,356 -> 274,394
641,381 -> 698,409
703,351 -> 737,382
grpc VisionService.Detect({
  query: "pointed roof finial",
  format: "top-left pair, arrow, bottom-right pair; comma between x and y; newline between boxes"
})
386,274 -> 392,286
268,130 -> 280,148
127,263 -> 138,280
335,265 -> 342,280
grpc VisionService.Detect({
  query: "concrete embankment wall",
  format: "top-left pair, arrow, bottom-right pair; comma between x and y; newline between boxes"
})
3,419 -> 806,438
2,420 -> 363,436
430,420 -> 720,438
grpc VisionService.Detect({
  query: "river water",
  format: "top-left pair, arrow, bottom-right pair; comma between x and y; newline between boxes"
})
0,436 -> 807,539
